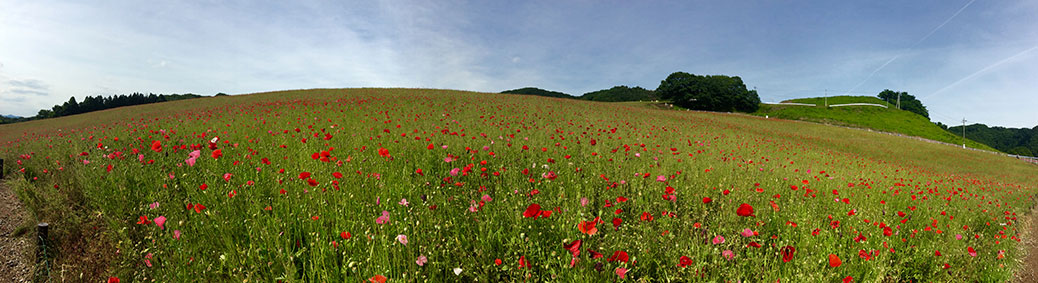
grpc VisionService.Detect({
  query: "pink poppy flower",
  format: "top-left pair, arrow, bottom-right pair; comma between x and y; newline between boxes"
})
154,216 -> 167,230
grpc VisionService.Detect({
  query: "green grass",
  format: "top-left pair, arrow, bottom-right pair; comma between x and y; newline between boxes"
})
1,89 -> 1035,282
753,96 -> 995,151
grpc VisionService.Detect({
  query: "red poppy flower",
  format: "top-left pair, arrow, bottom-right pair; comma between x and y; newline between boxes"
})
494,258 -> 502,265
588,249 -> 604,259
518,255 -> 529,269
341,231 -> 351,240
843,276 -> 853,283
523,203 -> 542,218
211,149 -> 222,159
378,147 -> 390,158
828,254 -> 841,268
299,172 -> 311,179
678,256 -> 693,268
578,220 -> 598,235
108,277 -> 120,283
612,217 -> 622,230
150,140 -> 162,152
368,275 -> 387,283
307,178 -> 318,187
137,216 -> 151,225
737,203 -> 755,217
780,245 -> 796,262
702,197 -> 712,204
607,250 -> 629,263
563,239 -> 581,257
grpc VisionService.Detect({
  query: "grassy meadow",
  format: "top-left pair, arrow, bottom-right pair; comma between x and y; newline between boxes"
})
1,88 -> 1035,282
754,96 -> 995,151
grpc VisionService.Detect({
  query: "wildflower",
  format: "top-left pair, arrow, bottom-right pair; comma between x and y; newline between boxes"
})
154,216 -> 166,230
828,254 -> 842,267
396,234 -> 408,245
615,267 -> 628,279
712,235 -> 725,244
780,246 -> 796,262
416,255 -> 427,266
722,250 -> 735,260
376,211 -> 390,224
737,203 -> 755,217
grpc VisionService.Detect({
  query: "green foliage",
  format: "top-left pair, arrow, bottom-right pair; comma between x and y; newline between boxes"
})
948,124 -> 1038,157
753,96 -> 996,151
580,86 -> 659,102
878,90 -> 928,119
655,72 -> 760,112
500,87 -> 576,99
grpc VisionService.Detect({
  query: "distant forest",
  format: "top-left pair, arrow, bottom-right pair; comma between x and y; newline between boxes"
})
0,93 -> 213,124
944,123 -> 1038,157
500,85 -> 658,102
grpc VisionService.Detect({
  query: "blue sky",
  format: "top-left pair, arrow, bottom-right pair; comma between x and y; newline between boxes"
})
1,1 -> 1035,127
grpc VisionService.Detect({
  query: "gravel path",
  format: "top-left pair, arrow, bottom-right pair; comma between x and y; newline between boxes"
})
0,179 -> 31,283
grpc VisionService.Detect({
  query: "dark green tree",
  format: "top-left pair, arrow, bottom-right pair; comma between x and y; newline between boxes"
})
655,72 -> 760,112
581,86 -> 659,102
878,90 -> 928,119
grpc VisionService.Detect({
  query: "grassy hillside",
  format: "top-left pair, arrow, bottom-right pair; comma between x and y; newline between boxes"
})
1,89 -> 1035,282
754,96 -> 995,151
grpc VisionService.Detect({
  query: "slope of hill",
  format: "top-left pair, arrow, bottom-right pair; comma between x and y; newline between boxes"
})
0,89 -> 1034,281
754,96 -> 995,151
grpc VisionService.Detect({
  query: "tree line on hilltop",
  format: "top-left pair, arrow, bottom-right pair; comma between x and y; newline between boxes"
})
0,92 -> 215,124
942,123 -> 1038,157
502,72 -> 759,112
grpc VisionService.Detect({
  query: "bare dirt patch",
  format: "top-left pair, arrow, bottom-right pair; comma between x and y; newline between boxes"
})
0,179 -> 32,283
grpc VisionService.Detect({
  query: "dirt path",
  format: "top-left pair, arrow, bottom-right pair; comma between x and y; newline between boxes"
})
1015,202 -> 1038,282
1013,197 -> 1038,282
0,179 -> 31,283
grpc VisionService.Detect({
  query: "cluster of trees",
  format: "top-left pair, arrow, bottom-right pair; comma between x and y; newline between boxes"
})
656,72 -> 760,112
1,93 -> 206,124
944,123 -> 1038,157
503,72 -> 760,113
500,87 -> 575,99
581,86 -> 658,102
36,93 -> 203,119
878,90 -> 929,119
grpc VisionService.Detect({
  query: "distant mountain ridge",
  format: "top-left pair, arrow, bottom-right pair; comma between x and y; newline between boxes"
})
500,86 -> 658,102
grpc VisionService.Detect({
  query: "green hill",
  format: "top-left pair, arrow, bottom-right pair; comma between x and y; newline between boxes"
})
753,96 -> 996,151
1,89 -> 1034,281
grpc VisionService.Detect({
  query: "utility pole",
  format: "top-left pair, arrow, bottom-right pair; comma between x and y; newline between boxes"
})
961,118 -> 967,148
897,92 -> 901,109
824,89 -> 828,107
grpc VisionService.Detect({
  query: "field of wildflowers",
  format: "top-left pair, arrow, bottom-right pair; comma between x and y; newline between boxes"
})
1,88 -> 1035,282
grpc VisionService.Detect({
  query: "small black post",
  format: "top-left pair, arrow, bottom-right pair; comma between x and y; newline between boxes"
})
1,158 -> 4,179
36,223 -> 49,260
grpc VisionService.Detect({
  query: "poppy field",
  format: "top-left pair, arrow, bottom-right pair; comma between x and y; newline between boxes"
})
2,88 -> 1036,282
